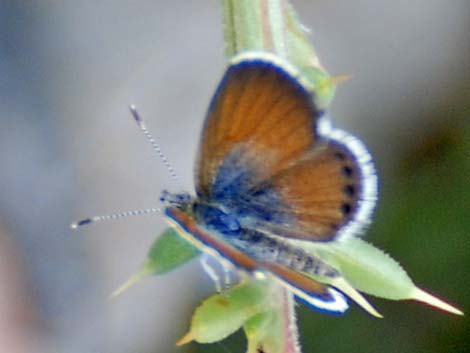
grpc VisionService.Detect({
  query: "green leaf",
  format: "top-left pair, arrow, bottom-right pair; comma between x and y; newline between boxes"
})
110,227 -> 200,298
177,280 -> 271,345
306,237 -> 414,300
143,227 -> 200,275
301,238 -> 463,315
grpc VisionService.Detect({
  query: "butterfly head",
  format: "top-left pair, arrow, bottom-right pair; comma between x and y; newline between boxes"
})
162,189 -> 243,237
160,190 -> 193,212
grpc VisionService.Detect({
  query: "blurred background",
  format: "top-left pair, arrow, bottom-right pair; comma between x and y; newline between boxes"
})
0,1 -> 468,353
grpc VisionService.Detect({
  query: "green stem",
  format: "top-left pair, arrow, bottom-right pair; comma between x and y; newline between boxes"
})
221,0 -> 337,109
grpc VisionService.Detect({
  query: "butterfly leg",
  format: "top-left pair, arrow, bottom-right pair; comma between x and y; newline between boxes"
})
200,254 -> 222,292
222,262 -> 233,290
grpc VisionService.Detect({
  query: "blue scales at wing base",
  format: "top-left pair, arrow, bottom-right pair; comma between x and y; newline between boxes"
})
203,146 -> 294,229
193,203 -> 241,235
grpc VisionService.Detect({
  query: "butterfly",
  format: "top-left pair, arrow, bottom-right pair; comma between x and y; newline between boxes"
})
163,51 -> 378,315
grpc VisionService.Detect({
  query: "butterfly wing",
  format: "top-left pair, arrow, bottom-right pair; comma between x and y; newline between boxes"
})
165,206 -> 348,314
196,53 -> 377,242
196,53 -> 321,199
239,135 -> 377,241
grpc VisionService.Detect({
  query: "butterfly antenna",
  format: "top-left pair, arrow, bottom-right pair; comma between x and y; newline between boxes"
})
129,105 -> 181,187
70,207 -> 161,229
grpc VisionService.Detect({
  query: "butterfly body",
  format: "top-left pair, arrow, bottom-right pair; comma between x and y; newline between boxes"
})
164,195 -> 338,278
165,203 -> 347,312
164,52 -> 378,314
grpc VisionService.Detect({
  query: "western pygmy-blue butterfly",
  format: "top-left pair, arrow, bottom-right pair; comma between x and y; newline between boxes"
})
73,51 -> 378,315
163,52 -> 377,314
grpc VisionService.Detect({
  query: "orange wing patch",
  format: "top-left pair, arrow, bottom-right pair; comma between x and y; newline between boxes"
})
252,141 -> 365,242
196,60 -> 321,197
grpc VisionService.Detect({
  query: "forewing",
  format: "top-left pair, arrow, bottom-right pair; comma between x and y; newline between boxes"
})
195,54 -> 377,242
196,55 -> 322,198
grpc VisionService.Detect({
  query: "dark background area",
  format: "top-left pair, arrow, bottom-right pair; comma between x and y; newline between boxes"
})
0,1 -> 468,353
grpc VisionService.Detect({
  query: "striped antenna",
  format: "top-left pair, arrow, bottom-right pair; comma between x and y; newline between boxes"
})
71,105 -> 179,230
70,207 -> 161,229
129,105 -> 181,187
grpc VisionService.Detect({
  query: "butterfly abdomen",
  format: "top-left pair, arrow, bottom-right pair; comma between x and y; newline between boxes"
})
232,229 -> 339,279
191,200 -> 338,280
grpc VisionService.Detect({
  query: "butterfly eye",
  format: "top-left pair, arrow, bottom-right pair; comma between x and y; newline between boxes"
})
160,190 -> 170,202
160,191 -> 192,211
176,193 -> 191,202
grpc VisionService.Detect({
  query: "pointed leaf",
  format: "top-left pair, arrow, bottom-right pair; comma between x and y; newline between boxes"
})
301,238 -> 414,299
110,228 -> 200,298
178,280 -> 271,345
300,238 -> 463,315
411,287 -> 463,316
144,227 -> 200,275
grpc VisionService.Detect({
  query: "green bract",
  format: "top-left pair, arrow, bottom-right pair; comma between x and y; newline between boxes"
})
303,238 -> 414,300
177,280 -> 298,353
110,228 -> 200,298
143,227 -> 200,274
177,281 -> 271,345
300,238 -> 462,315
